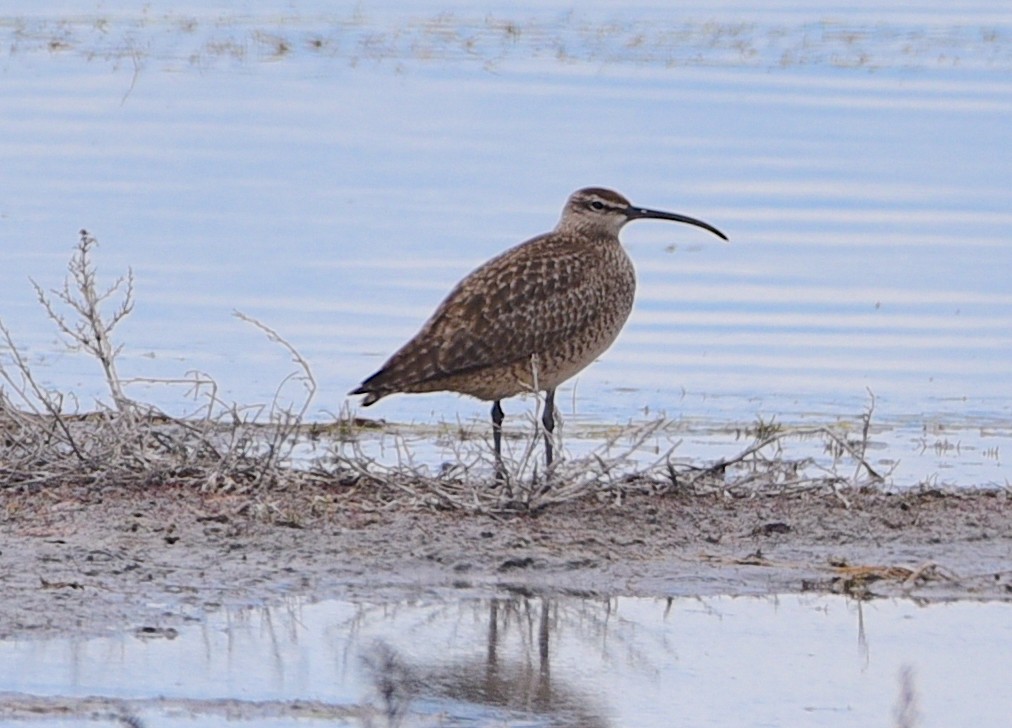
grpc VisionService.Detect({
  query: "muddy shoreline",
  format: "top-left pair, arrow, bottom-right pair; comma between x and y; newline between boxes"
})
2,482 -> 1010,639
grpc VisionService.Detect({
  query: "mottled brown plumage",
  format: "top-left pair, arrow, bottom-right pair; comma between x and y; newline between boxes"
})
351,187 -> 727,473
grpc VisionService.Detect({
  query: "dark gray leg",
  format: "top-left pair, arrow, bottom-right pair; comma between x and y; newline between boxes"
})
542,388 -> 556,469
491,400 -> 506,480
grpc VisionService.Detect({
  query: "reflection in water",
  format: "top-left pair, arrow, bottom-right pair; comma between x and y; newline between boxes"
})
352,598 -> 612,726
411,598 -> 610,727
1,595 -> 1012,726
360,641 -> 417,727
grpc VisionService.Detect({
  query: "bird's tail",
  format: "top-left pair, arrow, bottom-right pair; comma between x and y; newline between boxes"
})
348,385 -> 383,406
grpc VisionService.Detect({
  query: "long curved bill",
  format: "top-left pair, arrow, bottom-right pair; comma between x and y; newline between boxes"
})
627,205 -> 728,241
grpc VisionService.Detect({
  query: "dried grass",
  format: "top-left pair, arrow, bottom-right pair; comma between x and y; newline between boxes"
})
2,233 -> 888,513
0,231 -> 324,493
328,408 -> 888,514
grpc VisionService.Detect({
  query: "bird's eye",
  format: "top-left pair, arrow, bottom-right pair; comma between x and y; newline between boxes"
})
590,200 -> 605,210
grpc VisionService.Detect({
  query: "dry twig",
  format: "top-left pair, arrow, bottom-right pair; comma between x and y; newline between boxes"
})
0,232 -> 322,494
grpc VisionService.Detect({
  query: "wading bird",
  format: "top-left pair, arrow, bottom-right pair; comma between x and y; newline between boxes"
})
351,187 -> 727,478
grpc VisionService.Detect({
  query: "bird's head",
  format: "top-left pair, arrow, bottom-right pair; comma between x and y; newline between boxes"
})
557,187 -> 728,242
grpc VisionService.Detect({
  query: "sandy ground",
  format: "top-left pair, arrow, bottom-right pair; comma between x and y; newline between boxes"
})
2,482 -> 1011,639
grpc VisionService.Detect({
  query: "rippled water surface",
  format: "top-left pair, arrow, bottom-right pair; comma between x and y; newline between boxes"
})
1,1 -> 1011,485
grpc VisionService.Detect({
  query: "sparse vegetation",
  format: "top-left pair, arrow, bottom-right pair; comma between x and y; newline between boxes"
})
1,233 -> 890,516
0,231 -> 323,494
1,11 -> 1005,75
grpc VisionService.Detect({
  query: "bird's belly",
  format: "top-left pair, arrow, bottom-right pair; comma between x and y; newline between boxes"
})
536,318 -> 627,390
445,297 -> 632,400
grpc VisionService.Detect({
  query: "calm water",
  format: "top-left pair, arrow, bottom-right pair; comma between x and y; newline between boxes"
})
1,2 -> 1011,485
3,594 -> 1012,727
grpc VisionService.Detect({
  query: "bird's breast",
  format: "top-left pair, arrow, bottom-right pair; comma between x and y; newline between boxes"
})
532,243 -> 636,389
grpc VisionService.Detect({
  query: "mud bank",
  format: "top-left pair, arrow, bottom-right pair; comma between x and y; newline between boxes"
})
2,483 -> 1010,639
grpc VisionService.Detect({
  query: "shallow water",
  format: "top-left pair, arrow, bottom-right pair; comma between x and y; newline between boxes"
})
1,2 -> 1011,485
2,594 -> 1011,727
